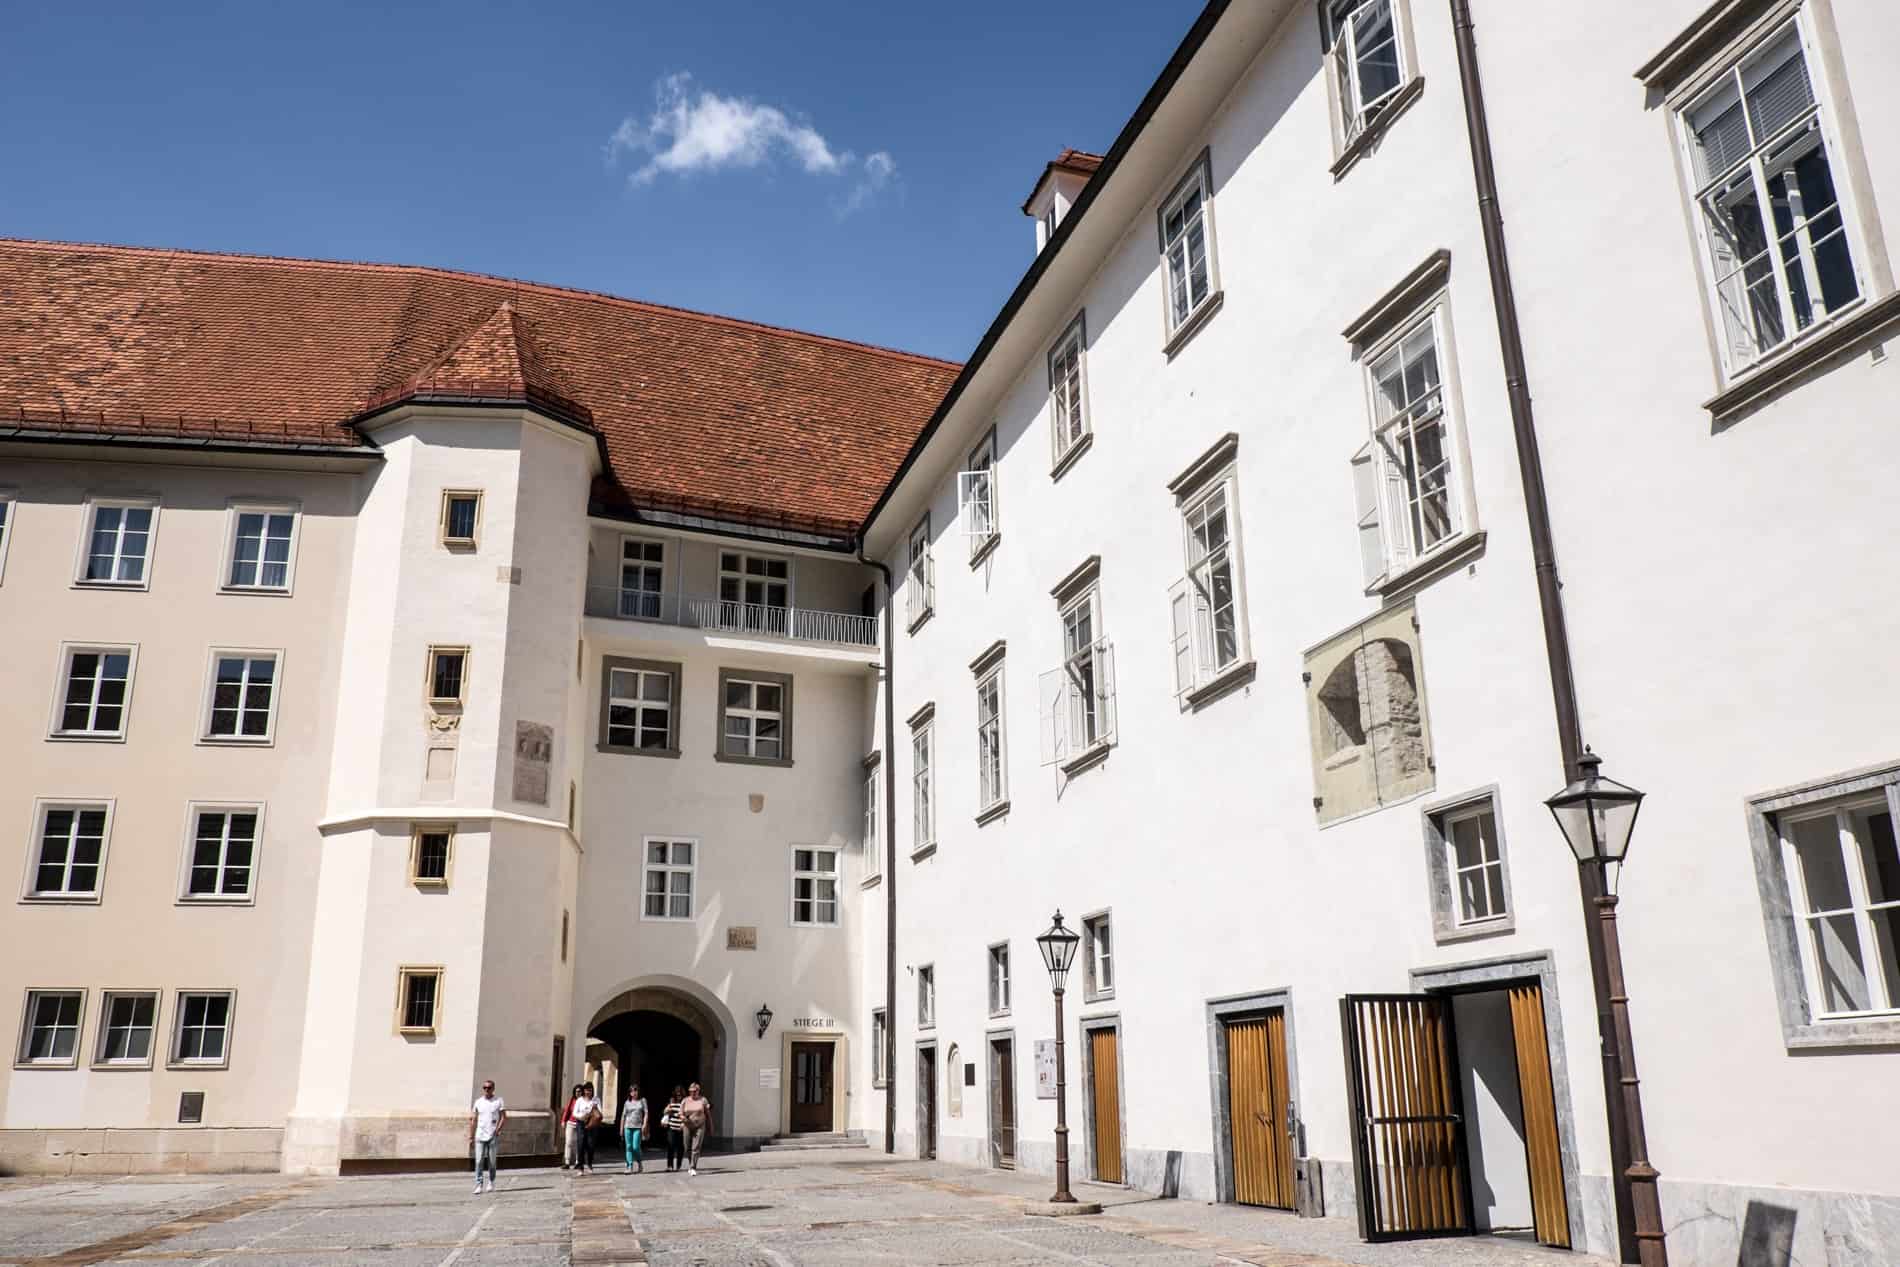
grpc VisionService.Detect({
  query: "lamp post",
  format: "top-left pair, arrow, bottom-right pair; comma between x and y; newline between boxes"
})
1035,910 -> 1081,1205
1546,749 -> 1668,1267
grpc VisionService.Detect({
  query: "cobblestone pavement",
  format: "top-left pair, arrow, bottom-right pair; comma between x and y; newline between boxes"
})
0,1147 -> 1612,1266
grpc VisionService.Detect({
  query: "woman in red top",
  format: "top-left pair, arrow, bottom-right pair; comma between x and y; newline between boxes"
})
560,1084 -> 582,1169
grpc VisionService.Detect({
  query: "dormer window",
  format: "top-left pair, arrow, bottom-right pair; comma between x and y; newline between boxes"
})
1023,149 -> 1103,255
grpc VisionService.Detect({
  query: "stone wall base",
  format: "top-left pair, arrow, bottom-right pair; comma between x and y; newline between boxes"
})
0,1127 -> 282,1176
283,1111 -> 554,1175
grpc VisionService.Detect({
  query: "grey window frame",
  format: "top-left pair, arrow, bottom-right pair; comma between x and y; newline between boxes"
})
1421,785 -> 1517,943
987,942 -> 1011,1017
598,655 -> 683,757
714,667 -> 794,767
871,1007 -> 889,1086
16,988 -> 86,1069
1082,911 -> 1114,1003
917,964 -> 936,1029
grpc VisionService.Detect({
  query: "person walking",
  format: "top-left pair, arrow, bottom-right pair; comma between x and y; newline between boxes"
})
680,1081 -> 713,1176
621,1084 -> 648,1174
660,1088 -> 686,1172
468,1079 -> 506,1195
560,1083 -> 582,1170
571,1082 -> 602,1174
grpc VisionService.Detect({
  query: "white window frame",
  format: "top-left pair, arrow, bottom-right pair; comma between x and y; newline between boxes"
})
1157,154 -> 1219,339
1324,0 -> 1411,146
988,942 -> 1011,1017
1673,11 -> 1873,382
1048,314 -> 1090,469
219,502 -> 300,594
959,430 -> 999,559
976,665 -> 1008,813
640,836 -> 698,923
16,989 -> 86,1069
395,967 -> 444,1036
605,662 -> 676,752
911,718 -> 935,855
719,672 -> 790,763
790,845 -> 842,927
168,990 -> 235,1069
49,642 -> 138,741
426,645 -> 469,706
862,755 -> 882,884
1778,797 -> 1900,1021
22,798 -> 115,903
1351,302 -> 1476,589
199,648 -> 283,745
906,515 -> 934,629
871,1007 -> 889,1087
409,823 -> 455,888
440,489 -> 483,549
73,496 -> 159,589
1083,913 -> 1114,1001
617,535 -> 667,620
917,964 -> 936,1029
1422,788 -> 1517,943
177,802 -> 264,906
717,549 -> 793,614
93,990 -> 160,1069
0,492 -> 16,586
1063,588 -> 1113,754
1170,472 -> 1251,702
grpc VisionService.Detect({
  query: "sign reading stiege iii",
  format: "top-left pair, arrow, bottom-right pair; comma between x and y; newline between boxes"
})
512,720 -> 553,805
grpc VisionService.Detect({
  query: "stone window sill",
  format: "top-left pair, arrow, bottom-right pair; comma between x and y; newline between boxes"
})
597,743 -> 681,759
975,800 -> 1010,827
1369,530 -> 1486,602
1163,291 -> 1224,361
907,607 -> 934,636
714,752 -> 793,768
1050,433 -> 1094,482
1061,742 -> 1113,778
1783,1015 -> 1900,1051
1331,77 -> 1425,181
969,534 -> 1001,570
1185,659 -> 1256,712
860,873 -> 882,889
1432,914 -> 1516,946
1705,290 -> 1900,424
910,843 -> 938,863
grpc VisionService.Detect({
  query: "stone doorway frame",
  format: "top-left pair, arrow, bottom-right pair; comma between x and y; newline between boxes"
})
1204,986 -> 1301,1206
778,1029 -> 847,1135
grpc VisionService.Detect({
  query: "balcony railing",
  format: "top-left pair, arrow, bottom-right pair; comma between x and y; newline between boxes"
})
584,586 -> 879,649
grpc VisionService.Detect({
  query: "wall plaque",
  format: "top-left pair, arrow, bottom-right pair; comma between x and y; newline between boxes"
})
1035,1040 -> 1058,1099
512,721 -> 552,806
727,926 -> 758,951
759,1067 -> 780,1089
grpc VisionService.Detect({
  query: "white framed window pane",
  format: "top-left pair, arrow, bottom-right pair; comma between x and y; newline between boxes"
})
35,806 -> 106,895
25,992 -> 82,1061
101,994 -> 156,1062
176,994 -> 230,1062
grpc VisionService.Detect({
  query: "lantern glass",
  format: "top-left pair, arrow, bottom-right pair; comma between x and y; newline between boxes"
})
1545,751 -> 1644,867
1036,911 -> 1081,991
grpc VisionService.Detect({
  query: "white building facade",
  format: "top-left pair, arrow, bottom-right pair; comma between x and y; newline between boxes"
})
4,1 -> 1900,1263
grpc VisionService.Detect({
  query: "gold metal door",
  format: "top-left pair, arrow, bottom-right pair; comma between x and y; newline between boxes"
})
1225,1012 -> 1296,1208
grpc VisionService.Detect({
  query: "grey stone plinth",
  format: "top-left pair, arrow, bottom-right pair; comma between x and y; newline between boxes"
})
1023,1198 -> 1103,1216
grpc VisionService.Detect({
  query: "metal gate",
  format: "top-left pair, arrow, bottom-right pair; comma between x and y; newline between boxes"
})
1224,1012 -> 1296,1209
1340,994 -> 1473,1241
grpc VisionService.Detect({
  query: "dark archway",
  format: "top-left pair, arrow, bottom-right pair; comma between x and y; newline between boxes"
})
584,981 -> 734,1137
590,1010 -> 702,1107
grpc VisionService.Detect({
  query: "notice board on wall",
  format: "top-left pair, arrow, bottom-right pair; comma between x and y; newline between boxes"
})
1034,1040 -> 1057,1099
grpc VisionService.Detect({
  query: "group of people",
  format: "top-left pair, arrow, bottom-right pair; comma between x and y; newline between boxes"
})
467,1077 -> 715,1192
560,1080 -> 714,1177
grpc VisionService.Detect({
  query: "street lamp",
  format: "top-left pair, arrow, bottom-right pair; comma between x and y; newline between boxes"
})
1546,749 -> 1668,1267
754,1004 -> 773,1039
1036,911 -> 1081,1205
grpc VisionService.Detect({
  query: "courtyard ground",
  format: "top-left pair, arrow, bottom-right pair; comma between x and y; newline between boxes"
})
0,1146 -> 1610,1266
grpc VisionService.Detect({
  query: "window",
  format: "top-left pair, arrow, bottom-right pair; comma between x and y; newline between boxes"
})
16,991 -> 84,1067
718,551 -> 791,633
619,537 -> 665,619
959,431 -> 998,560
181,805 -> 260,902
396,969 -> 442,1035
1325,0 -> 1408,145
642,837 -> 696,921
427,646 -> 468,705
1350,309 -> 1468,587
1084,914 -> 1114,1000
410,824 -> 452,886
917,964 -> 935,1028
1048,315 -> 1089,468
440,491 -> 482,548
1679,19 -> 1863,376
95,992 -> 158,1067
906,516 -> 934,629
791,846 -> 841,926
77,499 -> 156,586
1169,452 -> 1252,704
911,714 -> 935,854
988,943 -> 1011,1016
201,651 -> 280,743
169,992 -> 233,1067
871,1007 -> 889,1086
717,669 -> 792,764
976,666 -> 1007,813
862,756 -> 882,882
1424,790 -> 1516,942
1159,157 -> 1217,336
0,494 -> 15,583
600,657 -> 680,756
25,801 -> 112,900
1780,800 -> 1900,1018
52,644 -> 135,739
561,909 -> 570,963
1305,602 -> 1435,824
1042,581 -> 1117,772
224,506 -> 296,591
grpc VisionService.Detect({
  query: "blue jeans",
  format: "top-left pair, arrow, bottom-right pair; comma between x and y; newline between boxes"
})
623,1127 -> 643,1168
472,1137 -> 498,1182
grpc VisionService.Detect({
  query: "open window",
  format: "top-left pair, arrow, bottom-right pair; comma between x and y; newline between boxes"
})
959,429 -> 999,561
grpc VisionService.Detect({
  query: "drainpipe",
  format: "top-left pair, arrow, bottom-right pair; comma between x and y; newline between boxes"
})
1447,2 -> 1641,1261
856,546 -> 899,1155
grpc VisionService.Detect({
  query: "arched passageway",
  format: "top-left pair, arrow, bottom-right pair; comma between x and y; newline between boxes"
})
585,981 -> 734,1136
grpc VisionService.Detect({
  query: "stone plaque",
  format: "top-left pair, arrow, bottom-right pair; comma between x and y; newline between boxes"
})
512,721 -> 552,806
1035,1040 -> 1057,1099
727,926 -> 758,951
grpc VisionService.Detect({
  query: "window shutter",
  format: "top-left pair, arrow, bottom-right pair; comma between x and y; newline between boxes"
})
1038,668 -> 1068,766
1350,442 -> 1387,587
1168,578 -> 1196,701
958,470 -> 994,538
1096,642 -> 1118,744
1376,436 -> 1413,572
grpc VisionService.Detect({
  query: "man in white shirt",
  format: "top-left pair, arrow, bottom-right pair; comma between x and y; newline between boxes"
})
469,1079 -> 507,1194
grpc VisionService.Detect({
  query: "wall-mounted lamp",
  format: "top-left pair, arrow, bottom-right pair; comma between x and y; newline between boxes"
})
755,1003 -> 773,1039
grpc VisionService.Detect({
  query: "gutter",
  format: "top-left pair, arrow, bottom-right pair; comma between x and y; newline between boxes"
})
1448,3 -> 1637,1260
855,543 -> 901,1155
856,0 -> 1232,541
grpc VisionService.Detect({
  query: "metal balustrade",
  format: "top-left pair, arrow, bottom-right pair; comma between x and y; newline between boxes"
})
583,586 -> 879,649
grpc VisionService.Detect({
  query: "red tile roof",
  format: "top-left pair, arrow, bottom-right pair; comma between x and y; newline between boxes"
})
0,239 -> 961,535
1020,149 -> 1105,214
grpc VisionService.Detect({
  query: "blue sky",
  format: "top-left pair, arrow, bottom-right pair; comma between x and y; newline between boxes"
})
0,1 -> 1204,362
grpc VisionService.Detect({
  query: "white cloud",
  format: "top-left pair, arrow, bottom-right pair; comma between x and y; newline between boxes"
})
607,73 -> 897,213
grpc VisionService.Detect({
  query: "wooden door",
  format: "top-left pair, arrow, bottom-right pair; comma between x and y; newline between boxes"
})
790,1042 -> 833,1133
1508,983 -> 1571,1249
989,1038 -> 1016,1167
1225,1012 -> 1296,1208
918,1047 -> 937,1159
1088,1028 -> 1123,1184
1341,994 -> 1473,1241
